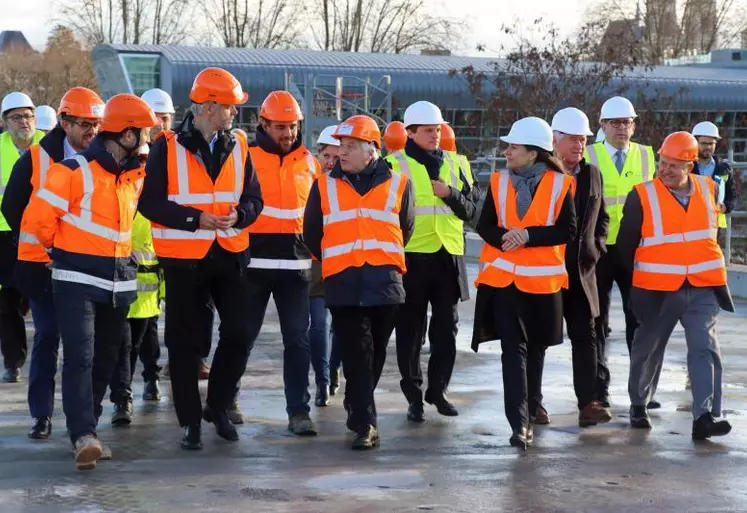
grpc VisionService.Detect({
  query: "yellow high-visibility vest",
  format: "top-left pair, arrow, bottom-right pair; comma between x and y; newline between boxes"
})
0,130 -> 44,231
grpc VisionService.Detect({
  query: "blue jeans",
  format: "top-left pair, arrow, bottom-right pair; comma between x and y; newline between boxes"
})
55,292 -> 128,442
246,272 -> 311,416
309,297 -> 330,386
27,288 -> 61,418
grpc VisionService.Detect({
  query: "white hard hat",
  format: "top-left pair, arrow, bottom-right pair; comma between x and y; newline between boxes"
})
141,88 -> 175,114
403,101 -> 445,127
35,105 -> 57,130
595,128 -> 605,143
551,107 -> 593,136
2,91 -> 35,115
599,96 -> 637,121
317,125 -> 340,146
692,121 -> 721,140
500,117 -> 553,152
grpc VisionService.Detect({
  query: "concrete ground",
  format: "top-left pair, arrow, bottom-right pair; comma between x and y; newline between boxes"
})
1,267 -> 747,513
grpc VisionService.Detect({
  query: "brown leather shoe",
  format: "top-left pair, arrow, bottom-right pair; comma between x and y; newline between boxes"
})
531,405 -> 550,425
198,363 -> 210,380
579,401 -> 613,427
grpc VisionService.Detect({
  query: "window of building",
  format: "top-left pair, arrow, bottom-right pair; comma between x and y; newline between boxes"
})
119,54 -> 160,96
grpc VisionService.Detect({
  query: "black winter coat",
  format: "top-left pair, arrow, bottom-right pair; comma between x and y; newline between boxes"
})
303,158 -> 415,307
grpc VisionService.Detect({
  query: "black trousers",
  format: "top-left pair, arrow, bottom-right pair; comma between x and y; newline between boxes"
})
0,286 -> 29,369
330,305 -> 397,429
595,244 -> 637,400
164,264 -> 252,427
396,249 -> 459,404
563,285 -> 598,410
109,316 -> 162,404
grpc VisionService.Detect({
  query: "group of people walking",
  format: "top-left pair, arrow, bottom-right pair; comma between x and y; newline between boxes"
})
0,65 -> 736,469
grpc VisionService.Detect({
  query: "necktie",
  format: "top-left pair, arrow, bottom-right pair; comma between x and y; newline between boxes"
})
614,150 -> 625,173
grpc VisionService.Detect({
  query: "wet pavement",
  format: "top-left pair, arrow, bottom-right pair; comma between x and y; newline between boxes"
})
2,266 -> 747,512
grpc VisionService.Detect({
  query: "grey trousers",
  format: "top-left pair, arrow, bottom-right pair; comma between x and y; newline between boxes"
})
628,286 -> 723,419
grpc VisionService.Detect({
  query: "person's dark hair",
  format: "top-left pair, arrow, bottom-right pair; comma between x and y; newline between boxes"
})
526,145 -> 566,174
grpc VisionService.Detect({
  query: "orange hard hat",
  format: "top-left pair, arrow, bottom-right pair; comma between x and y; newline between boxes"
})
260,91 -> 303,122
440,123 -> 456,152
333,115 -> 382,148
658,131 -> 698,162
190,67 -> 248,105
383,121 -> 407,151
58,87 -> 105,119
100,94 -> 158,133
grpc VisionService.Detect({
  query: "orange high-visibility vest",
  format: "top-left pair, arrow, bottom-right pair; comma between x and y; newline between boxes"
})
475,170 -> 573,294
633,175 -> 727,291
151,134 -> 250,260
319,171 -> 408,279
18,144 -> 54,263
27,154 -> 142,293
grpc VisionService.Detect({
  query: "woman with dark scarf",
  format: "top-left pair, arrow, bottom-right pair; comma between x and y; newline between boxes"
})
471,117 -> 577,450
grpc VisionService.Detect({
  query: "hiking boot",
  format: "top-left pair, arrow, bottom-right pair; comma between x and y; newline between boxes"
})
288,413 -> 317,436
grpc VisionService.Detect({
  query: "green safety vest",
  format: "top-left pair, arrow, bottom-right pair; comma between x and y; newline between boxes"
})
584,141 -> 655,245
386,149 -> 466,255
128,212 -> 162,319
449,151 -> 475,185
714,174 -> 728,229
0,130 -> 44,231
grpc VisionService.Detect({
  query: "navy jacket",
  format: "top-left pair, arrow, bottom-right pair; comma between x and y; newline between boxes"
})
303,158 -> 415,307
693,156 -> 738,214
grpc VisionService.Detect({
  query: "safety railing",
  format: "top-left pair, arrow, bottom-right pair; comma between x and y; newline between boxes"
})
725,211 -> 746,266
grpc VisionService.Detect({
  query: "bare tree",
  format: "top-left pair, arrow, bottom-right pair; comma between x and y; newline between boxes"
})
59,0 -> 196,45
450,19 -> 688,154
309,0 -> 464,53
206,0 -> 304,48
586,0 -> 746,64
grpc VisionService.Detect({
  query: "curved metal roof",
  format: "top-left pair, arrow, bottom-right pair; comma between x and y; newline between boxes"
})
92,44 -> 747,112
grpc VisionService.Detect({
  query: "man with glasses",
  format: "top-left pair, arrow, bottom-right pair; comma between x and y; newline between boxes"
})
2,87 -> 105,438
583,96 -> 656,410
0,92 -> 44,383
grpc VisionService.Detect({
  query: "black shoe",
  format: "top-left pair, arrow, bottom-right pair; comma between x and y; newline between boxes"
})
203,407 -> 239,441
509,428 -> 528,451
2,367 -> 19,383
425,392 -> 459,417
407,402 -> 425,423
352,425 -> 380,450
227,400 -> 244,425
315,385 -> 330,407
28,416 -> 52,440
629,405 -> 652,429
111,402 -> 133,427
181,424 -> 203,450
647,400 -> 662,410
330,369 -> 341,396
142,380 -> 161,401
692,412 -> 732,441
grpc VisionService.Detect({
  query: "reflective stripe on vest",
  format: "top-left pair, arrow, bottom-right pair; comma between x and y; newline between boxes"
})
52,268 -> 137,293
323,171 -> 402,226
37,155 -> 132,243
246,258 -> 312,270
169,142 -> 243,205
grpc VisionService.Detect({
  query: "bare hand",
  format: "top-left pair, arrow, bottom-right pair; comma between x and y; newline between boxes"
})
431,180 -> 451,199
199,212 -> 220,230
215,208 -> 238,230
501,229 -> 529,252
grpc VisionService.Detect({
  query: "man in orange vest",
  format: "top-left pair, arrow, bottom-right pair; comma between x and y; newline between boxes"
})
139,68 -> 263,451
23,93 -> 156,470
2,87 -> 105,441
303,115 -> 414,449
618,132 -> 734,440
245,90 -> 321,436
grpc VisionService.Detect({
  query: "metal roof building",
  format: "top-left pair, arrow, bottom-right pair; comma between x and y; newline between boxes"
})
91,44 -> 747,155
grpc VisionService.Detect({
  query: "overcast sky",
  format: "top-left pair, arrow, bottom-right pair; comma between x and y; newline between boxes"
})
1,0 -> 590,56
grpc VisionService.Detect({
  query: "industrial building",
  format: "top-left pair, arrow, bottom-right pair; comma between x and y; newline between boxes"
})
91,43 -> 747,159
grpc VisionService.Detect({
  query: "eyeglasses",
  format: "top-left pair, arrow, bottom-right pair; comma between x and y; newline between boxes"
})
8,114 -> 35,123
70,120 -> 101,131
605,119 -> 634,128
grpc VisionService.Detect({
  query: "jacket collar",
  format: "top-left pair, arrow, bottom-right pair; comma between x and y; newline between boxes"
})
175,111 -> 233,155
329,157 -> 392,180
255,125 -> 303,157
404,138 -> 444,171
39,125 -> 67,162
81,136 -> 141,175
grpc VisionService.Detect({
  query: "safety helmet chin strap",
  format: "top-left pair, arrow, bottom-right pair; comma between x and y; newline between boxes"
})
114,128 -> 141,164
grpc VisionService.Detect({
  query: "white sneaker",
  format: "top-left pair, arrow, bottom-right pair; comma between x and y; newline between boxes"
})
74,435 -> 103,470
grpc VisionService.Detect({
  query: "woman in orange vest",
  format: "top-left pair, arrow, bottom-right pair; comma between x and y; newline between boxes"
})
618,132 -> 734,440
303,115 -> 414,450
471,117 -> 576,450
23,94 -> 156,470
